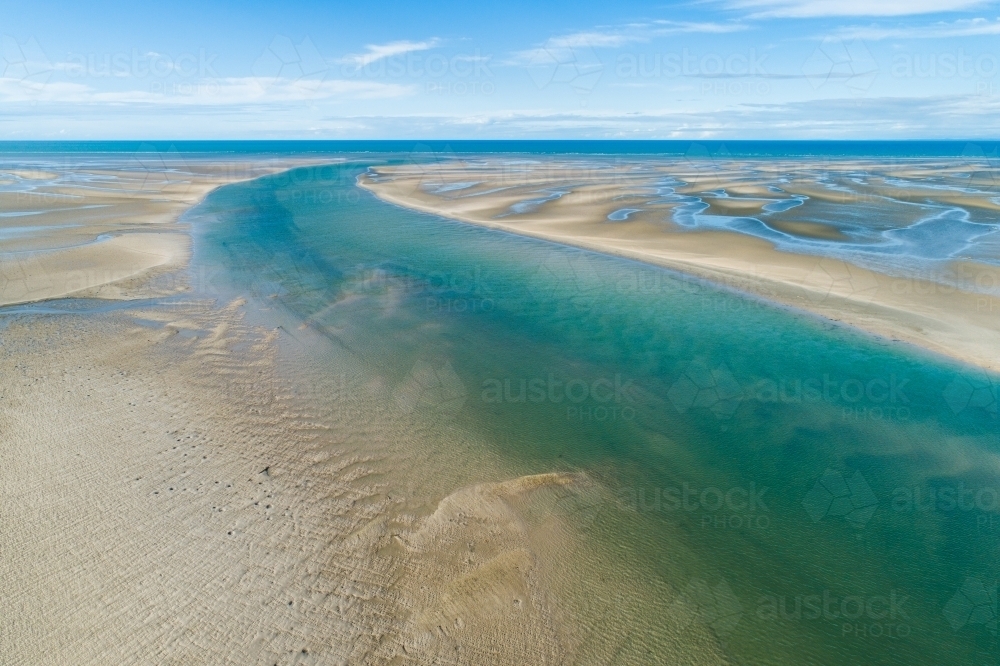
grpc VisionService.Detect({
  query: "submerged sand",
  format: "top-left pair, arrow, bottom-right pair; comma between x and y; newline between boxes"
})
0,300 -> 729,664
0,158 -> 730,664
361,158 -> 1000,372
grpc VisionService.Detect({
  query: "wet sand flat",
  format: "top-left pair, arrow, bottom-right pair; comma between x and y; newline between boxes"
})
1,156 -> 725,665
6,152 -> 1000,665
0,158 -> 318,305
361,158 -> 1000,371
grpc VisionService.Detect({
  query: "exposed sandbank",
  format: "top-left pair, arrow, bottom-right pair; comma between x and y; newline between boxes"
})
0,158 -> 320,306
0,157 -> 730,664
361,159 -> 1000,372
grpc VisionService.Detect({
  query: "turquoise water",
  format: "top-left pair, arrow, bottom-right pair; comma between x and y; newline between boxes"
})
189,161 -> 1000,664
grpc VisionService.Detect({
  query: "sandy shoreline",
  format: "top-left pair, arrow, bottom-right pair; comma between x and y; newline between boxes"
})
2,158 -> 720,664
12,153 -> 997,663
360,159 -> 1000,372
0,273 -> 713,666
0,299 -> 625,664
0,157 -> 327,306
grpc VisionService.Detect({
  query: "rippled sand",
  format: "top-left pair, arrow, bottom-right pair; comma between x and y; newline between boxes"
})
0,157 -> 731,664
0,157 -> 311,305
0,300 -> 727,664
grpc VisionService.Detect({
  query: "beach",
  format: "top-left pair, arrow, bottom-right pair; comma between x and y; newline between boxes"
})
360,157 -> 1000,371
0,157 -> 313,306
4,149 -> 1000,665
1,155 -> 723,664
6,0 -> 1000,658
3,298 -> 654,664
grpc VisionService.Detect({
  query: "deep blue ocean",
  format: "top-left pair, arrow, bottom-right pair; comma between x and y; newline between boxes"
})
1,139 -> 998,157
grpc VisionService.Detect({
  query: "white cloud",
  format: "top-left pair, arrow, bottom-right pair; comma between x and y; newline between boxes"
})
545,31 -> 640,49
0,76 -> 415,105
651,20 -> 753,34
726,0 -> 988,18
833,17 -> 1000,39
509,20 -> 748,65
8,94 -> 1000,139
552,21 -> 746,47
334,95 -> 1000,137
341,39 -> 441,69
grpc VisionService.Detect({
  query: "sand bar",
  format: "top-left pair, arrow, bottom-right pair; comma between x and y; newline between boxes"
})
1,156 -> 725,664
0,156 -> 324,306
361,158 -> 1000,372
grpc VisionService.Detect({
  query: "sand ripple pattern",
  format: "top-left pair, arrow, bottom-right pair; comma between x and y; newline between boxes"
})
0,296 -> 722,664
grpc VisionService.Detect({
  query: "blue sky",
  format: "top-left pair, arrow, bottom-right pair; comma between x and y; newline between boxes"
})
3,0 -> 1000,138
